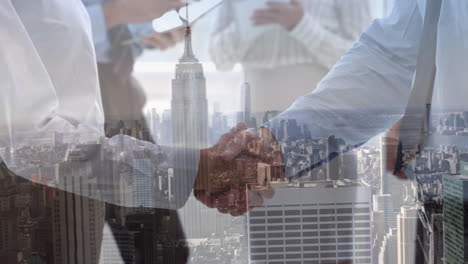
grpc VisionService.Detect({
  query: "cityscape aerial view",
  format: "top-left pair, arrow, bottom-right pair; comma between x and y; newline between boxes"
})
2,0 -> 468,263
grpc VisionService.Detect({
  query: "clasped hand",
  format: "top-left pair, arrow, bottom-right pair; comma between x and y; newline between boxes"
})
194,123 -> 285,216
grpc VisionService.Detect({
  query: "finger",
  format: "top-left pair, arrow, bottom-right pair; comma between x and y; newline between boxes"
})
252,10 -> 278,21
214,131 -> 236,151
252,13 -> 279,26
213,123 -> 246,150
219,125 -> 251,160
253,19 -> 277,26
267,1 -> 291,12
216,193 -> 231,214
152,34 -> 176,50
162,32 -> 178,46
242,128 -> 260,145
230,189 -> 249,216
169,27 -> 186,42
194,190 -> 217,208
233,122 -> 247,133
142,35 -> 170,50
221,140 -> 244,160
141,37 -> 163,50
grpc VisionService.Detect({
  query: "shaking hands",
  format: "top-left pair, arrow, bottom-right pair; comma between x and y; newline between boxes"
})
194,123 -> 285,216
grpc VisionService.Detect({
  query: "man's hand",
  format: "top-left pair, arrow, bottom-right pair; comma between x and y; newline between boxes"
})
194,123 -> 284,216
103,0 -> 186,28
142,28 -> 185,51
251,0 -> 304,30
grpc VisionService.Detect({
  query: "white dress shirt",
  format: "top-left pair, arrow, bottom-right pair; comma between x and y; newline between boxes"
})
266,0 -> 468,178
0,0 -> 198,209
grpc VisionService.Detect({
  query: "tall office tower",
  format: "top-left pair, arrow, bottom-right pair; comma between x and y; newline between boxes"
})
373,194 -> 397,230
397,206 -> 418,264
241,83 -> 251,120
99,223 -> 135,264
0,171 -> 19,262
378,228 -> 397,264
240,82 -> 256,128
443,172 -> 468,264
247,182 -> 372,264
211,102 -> 228,144
171,23 -> 208,149
380,135 -> 391,194
416,212 -> 444,264
125,210 -> 188,263
171,15 -> 208,214
131,153 -> 154,208
150,107 -> 160,140
160,109 -> 172,145
52,173 -> 105,264
372,193 -> 397,262
430,214 -> 444,264
379,135 -> 406,207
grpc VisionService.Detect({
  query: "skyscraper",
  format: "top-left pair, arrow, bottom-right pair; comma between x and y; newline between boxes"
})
160,109 -> 172,145
171,22 -> 208,149
150,107 -> 160,141
52,172 -> 104,264
240,82 -> 256,128
131,153 -> 154,208
397,206 -> 418,264
247,182 -> 372,264
443,171 -> 468,264
378,228 -> 397,264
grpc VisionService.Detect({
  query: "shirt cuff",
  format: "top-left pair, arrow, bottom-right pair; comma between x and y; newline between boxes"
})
86,4 -> 112,63
161,146 -> 201,208
128,22 -> 155,56
289,13 -> 322,50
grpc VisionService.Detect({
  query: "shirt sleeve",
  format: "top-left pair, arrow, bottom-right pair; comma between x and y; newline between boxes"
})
209,0 -> 245,71
264,0 -> 423,179
289,0 -> 373,69
100,136 -> 200,209
84,2 -> 154,63
84,3 -> 113,62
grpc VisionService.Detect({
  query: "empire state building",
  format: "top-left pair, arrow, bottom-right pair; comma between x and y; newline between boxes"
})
171,22 -> 208,149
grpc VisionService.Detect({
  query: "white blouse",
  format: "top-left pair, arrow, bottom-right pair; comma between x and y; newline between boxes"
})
210,0 -> 372,71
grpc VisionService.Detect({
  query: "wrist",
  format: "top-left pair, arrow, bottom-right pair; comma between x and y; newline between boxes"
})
103,0 -> 126,29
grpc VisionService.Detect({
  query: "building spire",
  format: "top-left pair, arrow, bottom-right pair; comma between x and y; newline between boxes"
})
180,1 -> 198,62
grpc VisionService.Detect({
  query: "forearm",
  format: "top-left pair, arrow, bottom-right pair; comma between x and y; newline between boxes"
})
102,0 -> 128,29
210,22 -> 245,71
265,0 -> 422,179
289,1 -> 372,69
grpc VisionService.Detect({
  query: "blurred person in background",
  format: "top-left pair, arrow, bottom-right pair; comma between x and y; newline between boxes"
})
83,0 -> 186,134
210,0 -> 372,115
83,0 -> 189,262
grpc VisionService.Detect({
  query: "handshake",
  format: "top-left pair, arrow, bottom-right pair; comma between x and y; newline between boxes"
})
193,123 -> 286,216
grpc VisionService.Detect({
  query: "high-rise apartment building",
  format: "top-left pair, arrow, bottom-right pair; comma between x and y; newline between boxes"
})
52,172 -> 104,264
397,206 -> 418,264
443,170 -> 468,264
247,182 -> 372,264
131,154 -> 154,208
378,228 -> 397,264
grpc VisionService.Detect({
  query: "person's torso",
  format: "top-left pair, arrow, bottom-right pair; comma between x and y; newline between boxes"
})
234,0 -> 350,69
